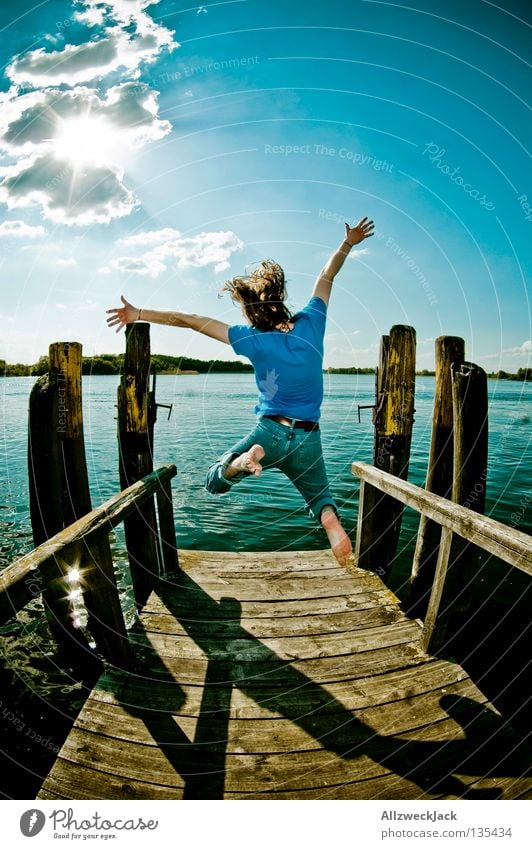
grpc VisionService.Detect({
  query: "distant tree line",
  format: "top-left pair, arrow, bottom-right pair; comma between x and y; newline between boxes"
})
0,356 -> 529,381
488,368 -> 531,382
0,353 -> 254,377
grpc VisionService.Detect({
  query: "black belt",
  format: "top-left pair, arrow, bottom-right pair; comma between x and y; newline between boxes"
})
263,415 -> 319,432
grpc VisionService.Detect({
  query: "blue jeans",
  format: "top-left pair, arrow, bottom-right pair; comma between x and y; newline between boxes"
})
205,416 -> 337,522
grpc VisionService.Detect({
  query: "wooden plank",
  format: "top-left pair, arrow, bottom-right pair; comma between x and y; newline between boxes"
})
39,758 -> 184,800
72,676 -> 487,747
142,589 -> 396,620
135,620 -> 422,662
352,462 -> 532,574
54,695 -> 532,796
92,640 -> 430,690
157,575 -> 395,603
90,660 -> 468,718
139,605 -> 403,639
80,660 -> 472,726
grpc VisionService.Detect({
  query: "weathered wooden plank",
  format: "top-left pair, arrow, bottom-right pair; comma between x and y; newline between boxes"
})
71,675 -> 487,752
39,758 -> 184,800
157,575 -> 397,603
135,620 -> 422,662
55,697 -> 531,797
352,462 -> 532,574
142,589 -> 397,620
90,656 -> 468,708
80,667 -> 474,751
42,709 -> 531,801
139,605 -> 403,639
93,640 -> 430,691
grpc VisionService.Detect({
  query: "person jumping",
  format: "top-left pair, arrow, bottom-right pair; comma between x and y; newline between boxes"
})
106,216 -> 375,565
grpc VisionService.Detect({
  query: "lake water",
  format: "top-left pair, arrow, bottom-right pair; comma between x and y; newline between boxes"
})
2,373 -> 531,562
0,373 -> 530,796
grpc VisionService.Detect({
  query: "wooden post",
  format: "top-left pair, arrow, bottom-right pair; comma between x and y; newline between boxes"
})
29,344 -> 127,665
408,336 -> 465,617
28,371 -> 63,546
28,355 -> 92,661
156,477 -> 180,574
117,323 -> 161,606
78,541 -> 131,667
355,325 -> 416,577
422,362 -> 488,653
420,526 -> 454,653
49,343 -> 91,522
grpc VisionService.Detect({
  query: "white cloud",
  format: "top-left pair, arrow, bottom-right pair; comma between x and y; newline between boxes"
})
0,152 -> 137,225
101,230 -> 244,277
57,257 -> 78,267
7,3 -> 177,88
519,340 -> 532,353
0,219 -> 45,238
118,227 -> 182,246
102,254 -> 166,277
0,83 -> 170,155
0,0 -> 178,229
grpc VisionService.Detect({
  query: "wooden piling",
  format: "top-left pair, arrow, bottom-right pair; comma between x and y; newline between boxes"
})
408,336 -> 465,617
117,323 -> 161,606
354,325 -> 416,577
28,348 -> 91,661
28,344 -> 129,666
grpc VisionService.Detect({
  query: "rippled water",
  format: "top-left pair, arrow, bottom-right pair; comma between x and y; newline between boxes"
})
0,374 -> 530,700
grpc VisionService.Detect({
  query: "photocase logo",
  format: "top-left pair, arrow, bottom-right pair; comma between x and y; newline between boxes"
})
20,809 -> 46,837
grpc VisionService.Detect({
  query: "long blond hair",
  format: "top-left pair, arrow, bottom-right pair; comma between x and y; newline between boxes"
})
221,260 -> 293,331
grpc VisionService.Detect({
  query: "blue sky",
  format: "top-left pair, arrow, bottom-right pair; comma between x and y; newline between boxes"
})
0,0 -> 530,369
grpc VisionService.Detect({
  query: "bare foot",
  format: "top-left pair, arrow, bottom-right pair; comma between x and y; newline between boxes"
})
320,507 -> 353,566
225,444 -> 266,479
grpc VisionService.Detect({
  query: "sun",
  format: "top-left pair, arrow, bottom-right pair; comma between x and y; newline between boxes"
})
54,116 -> 119,165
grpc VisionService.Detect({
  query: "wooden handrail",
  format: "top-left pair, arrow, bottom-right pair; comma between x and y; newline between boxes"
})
352,461 -> 531,576
0,464 -> 177,626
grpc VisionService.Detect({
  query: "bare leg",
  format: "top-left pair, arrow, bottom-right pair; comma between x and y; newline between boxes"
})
320,506 -> 353,566
223,444 -> 266,479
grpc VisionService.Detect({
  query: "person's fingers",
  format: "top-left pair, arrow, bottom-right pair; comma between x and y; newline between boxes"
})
357,216 -> 368,226
121,295 -> 127,305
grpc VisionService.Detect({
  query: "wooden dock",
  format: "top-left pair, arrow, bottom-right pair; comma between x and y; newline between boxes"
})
37,549 -> 532,800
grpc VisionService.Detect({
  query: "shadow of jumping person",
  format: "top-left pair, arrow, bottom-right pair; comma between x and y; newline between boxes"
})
97,571 -> 531,800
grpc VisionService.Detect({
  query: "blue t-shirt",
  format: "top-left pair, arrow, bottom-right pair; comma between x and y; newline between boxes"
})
228,296 -> 327,421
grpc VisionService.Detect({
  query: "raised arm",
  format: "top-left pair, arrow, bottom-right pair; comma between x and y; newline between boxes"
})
106,296 -> 230,344
312,216 -> 375,305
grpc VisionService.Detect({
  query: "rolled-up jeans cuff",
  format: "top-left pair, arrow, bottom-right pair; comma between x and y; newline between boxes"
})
310,499 -> 338,522
220,452 -> 248,486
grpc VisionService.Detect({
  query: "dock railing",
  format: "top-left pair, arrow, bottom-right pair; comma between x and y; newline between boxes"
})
0,464 -> 178,668
353,461 -> 532,654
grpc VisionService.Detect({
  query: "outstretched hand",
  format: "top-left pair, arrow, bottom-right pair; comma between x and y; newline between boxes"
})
106,295 -> 139,333
344,217 -> 375,246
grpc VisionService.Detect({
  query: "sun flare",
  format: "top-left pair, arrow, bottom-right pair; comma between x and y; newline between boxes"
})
54,116 -> 119,165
